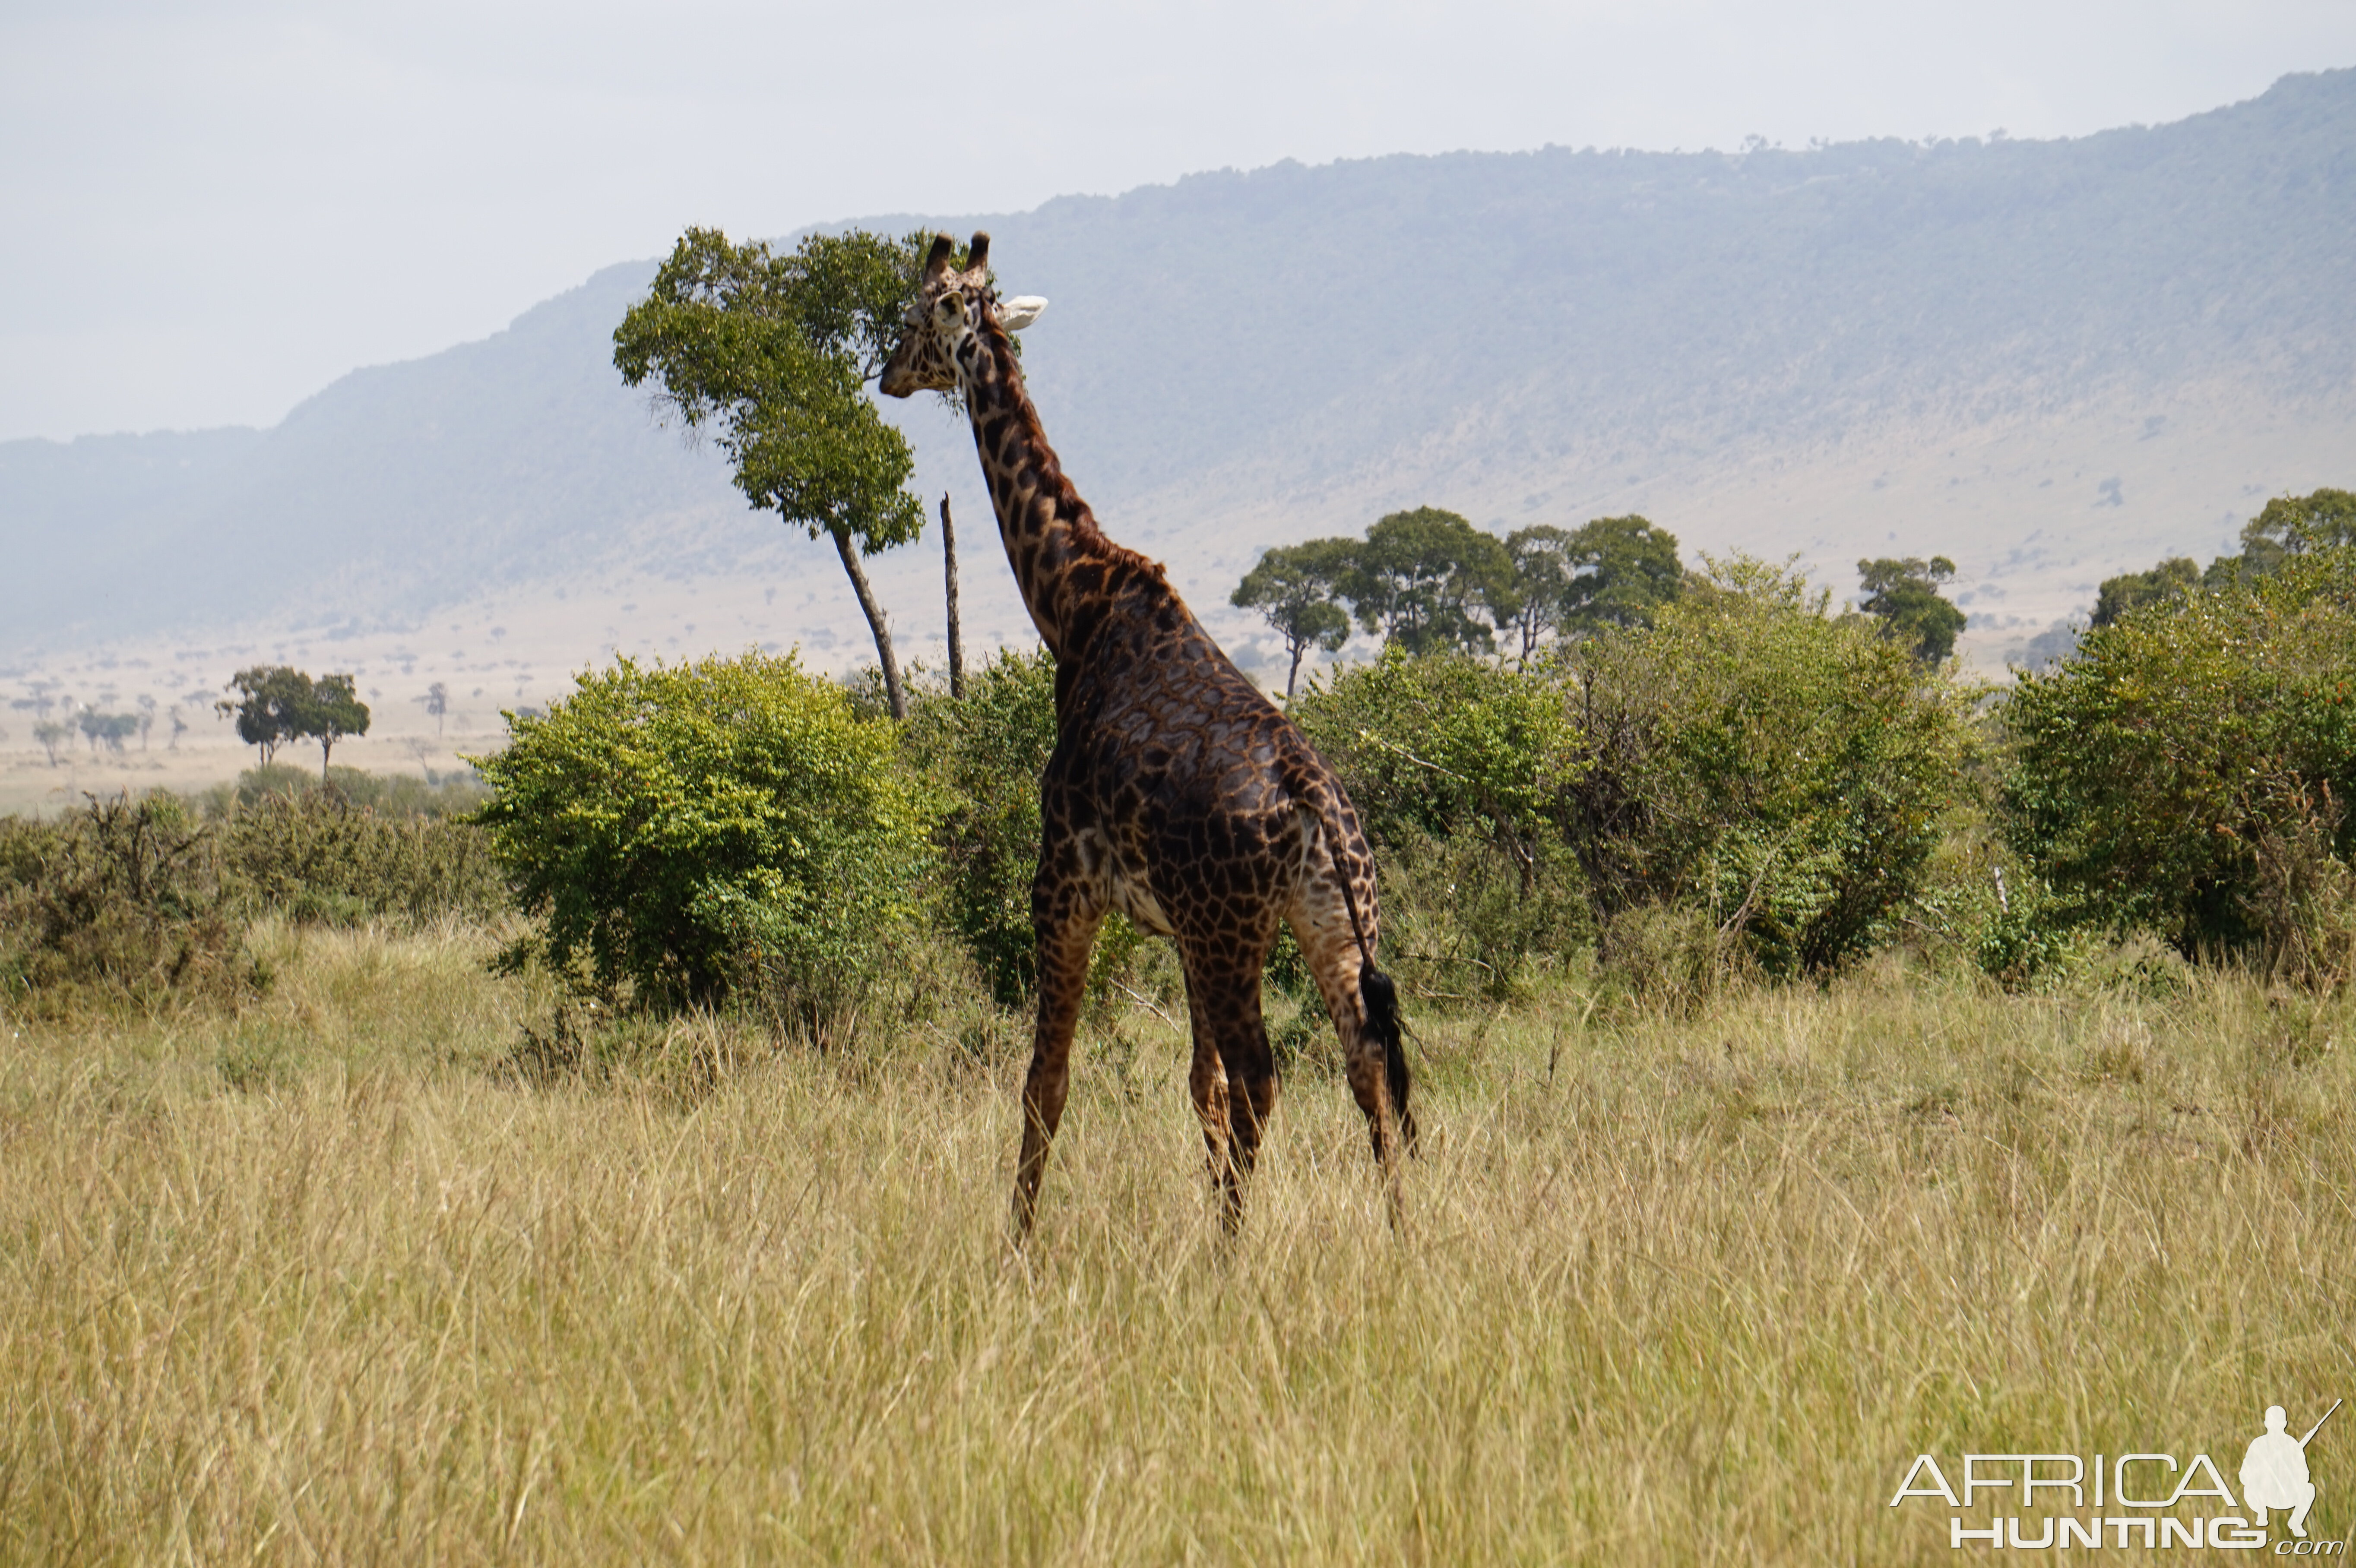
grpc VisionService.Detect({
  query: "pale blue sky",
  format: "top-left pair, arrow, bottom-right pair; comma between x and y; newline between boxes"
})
3,0 -> 2352,442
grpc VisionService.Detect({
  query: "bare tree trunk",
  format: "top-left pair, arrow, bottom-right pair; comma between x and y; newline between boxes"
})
832,525 -> 907,721
940,493 -> 966,699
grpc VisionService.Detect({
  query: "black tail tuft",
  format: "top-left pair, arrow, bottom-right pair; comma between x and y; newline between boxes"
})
1358,959 -> 1417,1154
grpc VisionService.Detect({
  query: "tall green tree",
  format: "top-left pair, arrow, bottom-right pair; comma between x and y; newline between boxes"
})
614,227 -> 928,720
1231,539 -> 1353,697
1561,515 -> 1685,633
2004,545 -> 2356,971
2092,556 -> 2199,627
1498,515 -> 1685,659
1502,525 -> 1577,661
304,673 -> 370,781
217,666 -> 314,766
1340,506 -> 1515,656
1856,555 -> 1968,664
2209,486 -> 2356,585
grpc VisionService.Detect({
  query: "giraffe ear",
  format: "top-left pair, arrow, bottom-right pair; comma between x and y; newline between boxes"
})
998,296 -> 1048,332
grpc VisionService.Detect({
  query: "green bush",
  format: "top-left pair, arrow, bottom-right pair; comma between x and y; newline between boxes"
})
901,648 -> 1058,1006
2002,545 -> 2356,980
1564,554 -> 1975,977
472,652 -> 935,1017
1295,647 -> 1587,994
0,793 -> 259,1012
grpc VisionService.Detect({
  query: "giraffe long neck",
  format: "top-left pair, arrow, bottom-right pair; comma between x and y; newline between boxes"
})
959,317 -> 1141,658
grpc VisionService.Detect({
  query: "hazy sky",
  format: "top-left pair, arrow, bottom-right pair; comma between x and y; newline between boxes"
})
4,0 -> 2352,443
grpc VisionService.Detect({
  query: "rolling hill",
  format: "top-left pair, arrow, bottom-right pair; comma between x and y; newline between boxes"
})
4,66 -> 2351,714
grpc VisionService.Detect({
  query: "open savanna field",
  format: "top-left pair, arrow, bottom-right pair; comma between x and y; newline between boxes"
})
3,918 -> 2350,1564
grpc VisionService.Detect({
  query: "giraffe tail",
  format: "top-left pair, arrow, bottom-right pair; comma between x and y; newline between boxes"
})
1294,765 -> 1417,1155
1356,957 -> 1417,1154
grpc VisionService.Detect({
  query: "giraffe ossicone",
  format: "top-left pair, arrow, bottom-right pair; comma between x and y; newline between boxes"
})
881,231 -> 1415,1238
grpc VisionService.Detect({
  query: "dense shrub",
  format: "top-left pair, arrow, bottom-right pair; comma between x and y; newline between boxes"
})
1294,648 -> 1586,994
220,790 -> 504,926
2003,545 -> 2356,980
472,652 -> 934,1016
901,648 -> 1058,1006
1564,554 -> 1975,976
0,793 -> 258,1012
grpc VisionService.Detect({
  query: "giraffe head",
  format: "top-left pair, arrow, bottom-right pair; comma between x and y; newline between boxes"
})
878,231 -> 1044,399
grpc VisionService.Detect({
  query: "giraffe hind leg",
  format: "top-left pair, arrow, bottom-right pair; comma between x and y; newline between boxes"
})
1286,904 -> 1412,1224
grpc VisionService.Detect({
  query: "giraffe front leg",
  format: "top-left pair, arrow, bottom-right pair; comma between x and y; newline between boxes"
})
1182,971 -> 1237,1230
1012,864 -> 1104,1241
1181,932 -> 1280,1236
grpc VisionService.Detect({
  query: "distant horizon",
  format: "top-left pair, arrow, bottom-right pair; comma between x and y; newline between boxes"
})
10,64 -> 2350,451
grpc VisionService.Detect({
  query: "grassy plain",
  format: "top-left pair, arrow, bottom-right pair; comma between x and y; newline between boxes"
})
3,922 -> 2351,1564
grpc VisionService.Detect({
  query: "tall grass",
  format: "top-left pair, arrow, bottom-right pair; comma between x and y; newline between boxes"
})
2,926 -> 2350,1563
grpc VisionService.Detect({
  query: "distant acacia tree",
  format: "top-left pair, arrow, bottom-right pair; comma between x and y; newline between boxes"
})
136,695 -> 156,750
2093,556 -> 2199,627
1231,539 -> 1353,698
424,681 -> 449,737
615,227 -> 930,720
77,710 -> 138,756
34,719 -> 68,767
1502,525 -> 1578,659
1856,556 -> 1968,664
1561,515 -> 1685,633
219,666 -> 311,765
1339,506 -> 1516,656
216,666 -> 369,774
2238,486 -> 2356,572
307,673 -> 371,780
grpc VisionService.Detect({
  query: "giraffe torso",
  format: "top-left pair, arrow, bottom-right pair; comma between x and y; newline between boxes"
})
1044,568 -> 1369,951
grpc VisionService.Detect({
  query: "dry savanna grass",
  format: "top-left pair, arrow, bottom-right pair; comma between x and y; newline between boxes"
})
3,922 -> 2352,1564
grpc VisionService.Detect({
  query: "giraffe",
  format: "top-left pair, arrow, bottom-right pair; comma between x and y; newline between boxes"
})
880,232 -> 1415,1236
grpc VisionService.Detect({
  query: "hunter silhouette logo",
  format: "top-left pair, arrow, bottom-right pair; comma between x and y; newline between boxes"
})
1890,1396 -> 2343,1551
2245,1400 -> 2339,1540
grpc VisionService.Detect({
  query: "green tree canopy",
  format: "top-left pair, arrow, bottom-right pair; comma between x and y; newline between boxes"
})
1498,515 -> 1685,659
1231,539 -> 1353,697
1570,553 -> 1973,976
614,227 -> 929,720
1339,506 -> 1515,656
217,666 -> 314,766
1501,525 -> 1577,660
1560,515 -> 1685,634
2092,556 -> 2200,627
304,673 -> 371,781
1856,555 -> 1968,664
2210,486 -> 2356,585
215,666 -> 371,775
